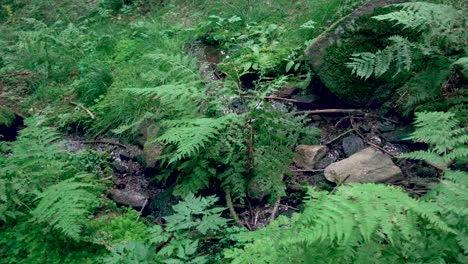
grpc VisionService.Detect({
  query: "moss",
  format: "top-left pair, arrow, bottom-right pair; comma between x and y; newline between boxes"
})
318,7 -> 418,106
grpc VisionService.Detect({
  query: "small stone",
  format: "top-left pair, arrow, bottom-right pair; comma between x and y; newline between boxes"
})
342,135 -> 365,157
293,145 -> 328,170
142,141 -> 163,169
315,150 -> 340,170
324,147 -> 403,183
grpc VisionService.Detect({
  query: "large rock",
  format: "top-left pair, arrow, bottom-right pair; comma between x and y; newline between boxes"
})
305,0 -> 408,72
294,145 -> 328,170
324,147 -> 402,183
109,188 -> 149,208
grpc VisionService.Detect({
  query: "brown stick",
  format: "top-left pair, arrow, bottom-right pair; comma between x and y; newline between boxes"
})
246,122 -> 254,172
96,176 -> 113,182
296,109 -> 364,115
269,197 -> 281,222
70,101 -> 95,119
80,140 -> 128,149
136,198 -> 148,222
324,129 -> 353,145
0,71 -> 31,79
264,96 -> 299,103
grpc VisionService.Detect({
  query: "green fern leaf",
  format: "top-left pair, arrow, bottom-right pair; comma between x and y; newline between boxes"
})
31,176 -> 99,240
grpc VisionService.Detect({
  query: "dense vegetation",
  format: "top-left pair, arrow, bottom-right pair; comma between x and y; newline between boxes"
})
0,1 -> 466,263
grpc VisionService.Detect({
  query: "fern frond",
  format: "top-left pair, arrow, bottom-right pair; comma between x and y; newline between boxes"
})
295,185 -> 450,245
346,36 -> 413,79
453,57 -> 468,77
31,176 -> 99,240
376,2 -> 463,32
400,111 -> 467,166
157,114 -> 244,164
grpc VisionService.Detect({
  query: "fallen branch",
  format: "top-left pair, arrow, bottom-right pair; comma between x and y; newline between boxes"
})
0,71 -> 31,79
264,96 -> 298,103
70,101 -> 95,119
80,140 -> 128,149
280,204 -> 299,211
324,129 -> 353,145
136,198 -> 149,222
96,175 -> 113,182
296,109 -> 364,115
268,197 -> 281,222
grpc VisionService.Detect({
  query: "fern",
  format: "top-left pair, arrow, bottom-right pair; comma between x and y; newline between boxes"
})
347,36 -> 413,79
226,184 -> 460,263
346,2 -> 467,115
157,114 -> 245,164
401,111 -> 467,167
32,176 -> 99,240
0,116 -> 67,222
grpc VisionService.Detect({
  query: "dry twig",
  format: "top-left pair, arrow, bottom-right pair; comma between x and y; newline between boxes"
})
268,197 -> 281,222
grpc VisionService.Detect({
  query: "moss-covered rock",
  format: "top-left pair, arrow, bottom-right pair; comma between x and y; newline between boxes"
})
314,7 -> 417,106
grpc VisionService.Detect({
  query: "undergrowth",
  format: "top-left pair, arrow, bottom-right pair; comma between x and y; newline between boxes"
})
0,0 -> 466,263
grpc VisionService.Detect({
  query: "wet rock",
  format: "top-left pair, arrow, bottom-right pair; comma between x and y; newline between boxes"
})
291,94 -> 318,110
342,135 -> 365,157
113,158 -> 128,173
316,149 -> 340,170
294,145 -> 328,170
380,126 -> 413,143
109,187 -> 149,208
324,147 -> 403,183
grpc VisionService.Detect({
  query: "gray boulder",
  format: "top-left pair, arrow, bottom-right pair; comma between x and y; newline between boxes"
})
109,188 -> 149,208
294,145 -> 328,170
324,147 -> 402,183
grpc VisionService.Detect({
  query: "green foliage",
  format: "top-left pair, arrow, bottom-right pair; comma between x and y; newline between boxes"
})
227,109 -> 468,263
346,2 -> 467,114
0,106 -> 15,127
401,111 -> 468,168
227,182 -> 466,263
319,6 -> 414,106
88,209 -> 152,247
32,176 -> 100,240
0,117 -> 109,263
73,65 -> 113,106
104,193 -> 236,264
158,115 -> 244,164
